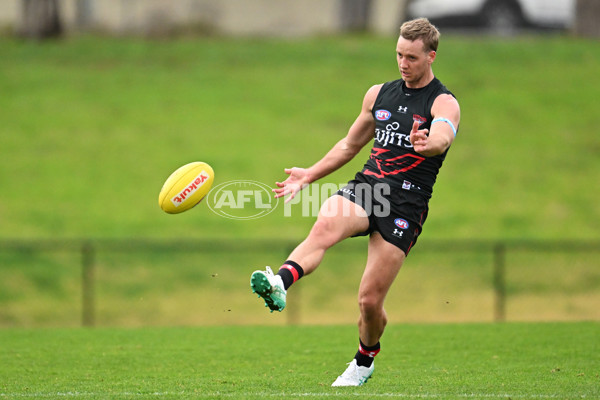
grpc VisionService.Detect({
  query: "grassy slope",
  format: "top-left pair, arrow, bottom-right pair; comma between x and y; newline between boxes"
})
2,239 -> 598,327
0,34 -> 599,241
0,323 -> 598,399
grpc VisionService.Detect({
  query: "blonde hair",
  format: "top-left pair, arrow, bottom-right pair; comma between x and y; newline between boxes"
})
400,18 -> 440,52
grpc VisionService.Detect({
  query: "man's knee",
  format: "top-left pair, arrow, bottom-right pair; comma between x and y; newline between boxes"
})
358,291 -> 385,320
308,217 -> 342,248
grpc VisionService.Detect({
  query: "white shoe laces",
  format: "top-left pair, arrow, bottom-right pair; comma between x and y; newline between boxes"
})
340,361 -> 360,380
336,360 -> 372,386
264,266 -> 285,295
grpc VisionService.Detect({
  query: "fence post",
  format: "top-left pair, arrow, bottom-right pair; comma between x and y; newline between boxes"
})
493,242 -> 506,322
81,241 -> 95,327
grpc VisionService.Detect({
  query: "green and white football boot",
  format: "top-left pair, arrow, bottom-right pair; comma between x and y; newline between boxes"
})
250,266 -> 286,312
331,359 -> 374,387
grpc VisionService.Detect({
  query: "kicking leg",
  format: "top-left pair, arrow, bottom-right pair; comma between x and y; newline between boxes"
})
288,194 -> 369,276
251,195 -> 369,312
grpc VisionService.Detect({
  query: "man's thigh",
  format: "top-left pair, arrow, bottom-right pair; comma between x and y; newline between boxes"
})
314,194 -> 370,240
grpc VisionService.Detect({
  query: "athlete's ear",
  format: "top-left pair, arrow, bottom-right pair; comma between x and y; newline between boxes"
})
428,50 -> 436,64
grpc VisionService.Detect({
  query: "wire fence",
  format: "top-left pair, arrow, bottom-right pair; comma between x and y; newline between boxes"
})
0,238 -> 598,327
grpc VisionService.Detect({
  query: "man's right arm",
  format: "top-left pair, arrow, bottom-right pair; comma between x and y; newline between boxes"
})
274,84 -> 381,202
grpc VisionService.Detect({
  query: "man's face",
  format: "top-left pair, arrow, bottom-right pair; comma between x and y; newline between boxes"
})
396,37 -> 436,87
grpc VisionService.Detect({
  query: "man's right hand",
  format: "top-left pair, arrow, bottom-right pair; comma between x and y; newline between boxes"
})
273,167 -> 311,203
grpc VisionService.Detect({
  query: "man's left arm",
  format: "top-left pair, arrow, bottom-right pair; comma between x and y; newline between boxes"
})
410,93 -> 461,157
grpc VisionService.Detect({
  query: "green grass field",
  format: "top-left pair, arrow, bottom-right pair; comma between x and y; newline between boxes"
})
0,33 -> 599,400
1,323 -> 598,399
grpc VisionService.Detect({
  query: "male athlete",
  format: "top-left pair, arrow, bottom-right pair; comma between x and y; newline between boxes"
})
251,18 -> 460,386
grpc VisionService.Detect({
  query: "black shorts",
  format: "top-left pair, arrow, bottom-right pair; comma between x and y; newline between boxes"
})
335,172 -> 429,255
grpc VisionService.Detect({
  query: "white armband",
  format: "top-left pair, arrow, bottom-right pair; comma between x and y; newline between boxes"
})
432,117 -> 457,137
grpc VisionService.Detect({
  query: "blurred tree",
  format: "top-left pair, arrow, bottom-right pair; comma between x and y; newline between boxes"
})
75,0 -> 93,30
575,0 -> 600,37
340,0 -> 373,31
17,0 -> 62,39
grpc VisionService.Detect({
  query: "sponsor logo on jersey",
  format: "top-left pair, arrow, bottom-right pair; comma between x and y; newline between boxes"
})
363,148 -> 425,179
413,114 -> 427,126
394,218 -> 409,229
375,109 -> 392,121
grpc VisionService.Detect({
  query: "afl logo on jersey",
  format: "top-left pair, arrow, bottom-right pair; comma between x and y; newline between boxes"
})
375,109 -> 392,121
394,218 -> 409,229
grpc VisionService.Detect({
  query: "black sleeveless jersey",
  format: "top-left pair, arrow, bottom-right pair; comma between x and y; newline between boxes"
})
361,77 -> 456,199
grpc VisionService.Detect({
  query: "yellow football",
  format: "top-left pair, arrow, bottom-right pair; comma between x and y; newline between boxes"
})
158,162 -> 215,214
